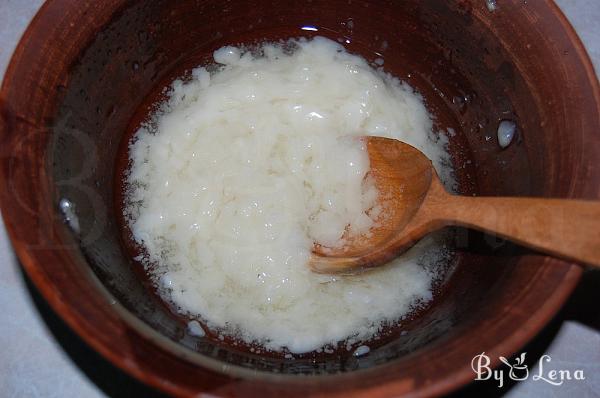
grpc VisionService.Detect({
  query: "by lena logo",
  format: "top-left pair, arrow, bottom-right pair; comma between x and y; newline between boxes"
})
471,352 -> 585,388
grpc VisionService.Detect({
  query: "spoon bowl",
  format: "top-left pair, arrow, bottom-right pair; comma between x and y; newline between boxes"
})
312,137 -> 435,270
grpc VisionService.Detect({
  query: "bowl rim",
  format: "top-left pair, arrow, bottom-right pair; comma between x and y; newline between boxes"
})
0,0 -> 597,396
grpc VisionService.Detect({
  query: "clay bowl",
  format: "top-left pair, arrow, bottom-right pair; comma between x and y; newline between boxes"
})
1,0 -> 599,396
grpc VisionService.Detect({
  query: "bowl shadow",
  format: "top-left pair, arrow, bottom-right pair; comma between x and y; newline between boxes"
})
21,262 -> 600,397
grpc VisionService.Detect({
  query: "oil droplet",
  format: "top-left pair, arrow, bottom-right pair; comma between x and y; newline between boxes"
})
347,19 -> 354,29
452,95 -> 468,112
353,345 -> 370,357
187,320 -> 206,337
497,119 -> 516,148
486,0 -> 498,12
59,198 -> 80,234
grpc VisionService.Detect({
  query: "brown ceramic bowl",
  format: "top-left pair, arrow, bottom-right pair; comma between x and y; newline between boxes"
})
1,0 -> 599,396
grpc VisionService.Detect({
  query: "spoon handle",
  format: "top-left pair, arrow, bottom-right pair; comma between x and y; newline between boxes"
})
439,196 -> 600,267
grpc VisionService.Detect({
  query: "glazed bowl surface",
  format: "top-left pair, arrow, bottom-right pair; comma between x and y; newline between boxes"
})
1,0 -> 599,396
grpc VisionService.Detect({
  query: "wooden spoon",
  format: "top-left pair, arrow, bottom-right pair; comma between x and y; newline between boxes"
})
310,136 -> 600,274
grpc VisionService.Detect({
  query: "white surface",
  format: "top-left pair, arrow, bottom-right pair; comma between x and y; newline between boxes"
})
1,1 -> 104,396
0,1 -> 599,397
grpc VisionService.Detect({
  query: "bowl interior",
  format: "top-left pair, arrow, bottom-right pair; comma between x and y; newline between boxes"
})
49,0 -> 563,373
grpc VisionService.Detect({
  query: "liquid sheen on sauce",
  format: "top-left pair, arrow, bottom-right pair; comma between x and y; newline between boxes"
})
124,37 -> 453,354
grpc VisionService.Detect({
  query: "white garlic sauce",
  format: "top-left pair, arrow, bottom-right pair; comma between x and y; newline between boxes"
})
125,37 -> 453,353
